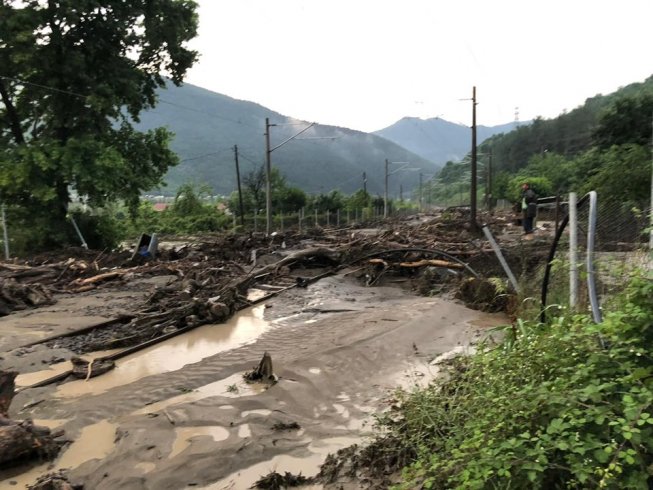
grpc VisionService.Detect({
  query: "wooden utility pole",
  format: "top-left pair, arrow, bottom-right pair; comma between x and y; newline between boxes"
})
471,86 -> 478,229
486,148 -> 493,211
264,118 -> 272,235
233,145 -> 244,226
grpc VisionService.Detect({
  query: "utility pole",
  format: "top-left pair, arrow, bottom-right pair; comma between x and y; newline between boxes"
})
264,119 -> 315,235
265,118 -> 272,235
471,86 -> 478,229
363,172 -> 367,194
384,159 -> 389,218
234,145 -> 244,226
419,173 -> 423,211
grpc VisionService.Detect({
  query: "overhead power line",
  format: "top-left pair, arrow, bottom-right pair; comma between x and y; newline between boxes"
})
0,74 -> 262,130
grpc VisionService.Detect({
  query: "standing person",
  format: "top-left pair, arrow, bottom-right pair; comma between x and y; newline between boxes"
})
521,183 -> 537,234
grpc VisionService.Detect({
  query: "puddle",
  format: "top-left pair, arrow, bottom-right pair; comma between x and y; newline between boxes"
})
240,409 -> 272,418
15,349 -> 120,387
4,420 -> 118,488
56,305 -> 271,398
136,462 -> 156,474
32,418 -> 71,430
201,436 -> 358,489
169,426 -> 230,459
238,424 -> 251,438
246,288 -> 268,302
132,374 -> 267,415
332,403 -> 350,419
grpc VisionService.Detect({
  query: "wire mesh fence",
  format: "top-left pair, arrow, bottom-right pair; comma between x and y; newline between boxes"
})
541,192 -> 650,321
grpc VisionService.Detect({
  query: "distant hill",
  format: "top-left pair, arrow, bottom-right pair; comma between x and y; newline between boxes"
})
374,117 -> 522,164
135,83 -> 439,197
480,74 -> 653,173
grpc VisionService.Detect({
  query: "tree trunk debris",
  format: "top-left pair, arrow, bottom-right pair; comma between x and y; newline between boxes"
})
0,371 -> 64,468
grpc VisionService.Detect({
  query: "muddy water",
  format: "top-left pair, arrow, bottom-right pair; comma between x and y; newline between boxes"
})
131,373 -> 267,415
7,419 -> 118,488
201,436 -> 359,489
15,349 -> 121,387
169,426 -> 230,459
55,304 -> 271,398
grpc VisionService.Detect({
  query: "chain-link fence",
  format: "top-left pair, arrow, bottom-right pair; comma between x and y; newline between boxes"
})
541,192 -> 650,322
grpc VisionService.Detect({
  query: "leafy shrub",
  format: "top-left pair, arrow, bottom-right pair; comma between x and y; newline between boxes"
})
382,274 -> 653,489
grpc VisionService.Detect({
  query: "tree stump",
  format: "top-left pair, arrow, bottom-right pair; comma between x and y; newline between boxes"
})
244,352 -> 276,383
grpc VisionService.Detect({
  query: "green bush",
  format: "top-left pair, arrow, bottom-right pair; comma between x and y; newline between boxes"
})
382,274 -> 653,489
3,205 -> 125,254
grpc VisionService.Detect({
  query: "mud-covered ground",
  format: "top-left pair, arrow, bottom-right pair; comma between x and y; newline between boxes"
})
0,211 -> 549,489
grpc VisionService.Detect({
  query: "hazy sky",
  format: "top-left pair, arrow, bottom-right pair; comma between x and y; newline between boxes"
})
185,0 -> 652,133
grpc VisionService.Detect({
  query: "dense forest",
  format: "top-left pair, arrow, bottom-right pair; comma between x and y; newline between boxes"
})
424,75 -> 653,206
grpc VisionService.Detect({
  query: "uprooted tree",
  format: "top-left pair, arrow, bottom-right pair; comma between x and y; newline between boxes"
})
0,0 -> 199,247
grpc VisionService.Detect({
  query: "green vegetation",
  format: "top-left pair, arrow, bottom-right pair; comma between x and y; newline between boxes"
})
0,0 -> 199,246
379,274 -> 653,489
124,184 -> 229,237
422,75 -> 653,207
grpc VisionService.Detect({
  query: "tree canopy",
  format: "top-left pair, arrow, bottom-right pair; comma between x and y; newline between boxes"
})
0,0 -> 199,238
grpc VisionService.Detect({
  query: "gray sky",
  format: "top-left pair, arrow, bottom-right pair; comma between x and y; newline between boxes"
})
185,0 -> 653,132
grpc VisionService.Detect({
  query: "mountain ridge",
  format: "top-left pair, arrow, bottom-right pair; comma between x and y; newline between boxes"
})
374,116 -> 523,165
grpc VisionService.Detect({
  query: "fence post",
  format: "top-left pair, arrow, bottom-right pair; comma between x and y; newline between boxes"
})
482,225 -> 520,293
569,192 -> 578,310
299,207 -> 303,233
315,208 -> 318,227
1,204 -> 9,260
337,209 -> 340,227
326,210 -> 330,226
554,194 -> 561,234
587,191 -> 602,323
69,214 -> 89,249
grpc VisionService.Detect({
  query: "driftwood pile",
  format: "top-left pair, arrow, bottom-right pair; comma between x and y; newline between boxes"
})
3,211 -> 528,371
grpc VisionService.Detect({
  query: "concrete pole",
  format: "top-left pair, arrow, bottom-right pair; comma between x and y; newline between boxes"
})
265,118 -> 272,235
569,192 -> 578,310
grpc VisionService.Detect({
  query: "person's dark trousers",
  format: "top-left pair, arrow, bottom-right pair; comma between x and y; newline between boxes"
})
523,216 -> 534,233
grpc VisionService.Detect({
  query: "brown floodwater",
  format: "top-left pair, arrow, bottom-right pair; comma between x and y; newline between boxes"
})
131,373 -> 267,415
199,436 -> 359,489
55,304 -> 271,398
6,419 -> 118,488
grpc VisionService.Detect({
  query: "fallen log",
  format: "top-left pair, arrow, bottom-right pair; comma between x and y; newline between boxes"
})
0,371 -> 63,467
70,357 -> 116,380
28,470 -> 80,490
398,259 -> 464,269
0,278 -> 55,316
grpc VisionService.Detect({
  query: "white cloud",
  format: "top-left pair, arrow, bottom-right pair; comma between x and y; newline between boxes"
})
185,0 -> 653,132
